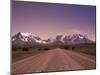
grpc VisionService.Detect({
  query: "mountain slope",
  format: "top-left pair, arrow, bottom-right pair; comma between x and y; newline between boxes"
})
12,32 -> 94,49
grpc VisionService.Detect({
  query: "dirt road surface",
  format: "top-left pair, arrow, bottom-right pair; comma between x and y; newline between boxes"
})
12,48 -> 96,74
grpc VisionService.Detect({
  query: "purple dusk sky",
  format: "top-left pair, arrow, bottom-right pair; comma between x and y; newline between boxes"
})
11,1 -> 96,41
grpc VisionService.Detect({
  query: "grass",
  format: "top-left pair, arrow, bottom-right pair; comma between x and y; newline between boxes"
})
63,44 -> 96,56
12,48 -> 45,63
12,46 -> 52,63
73,47 -> 96,55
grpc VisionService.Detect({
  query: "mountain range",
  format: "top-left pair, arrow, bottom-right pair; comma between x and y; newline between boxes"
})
12,32 -> 94,48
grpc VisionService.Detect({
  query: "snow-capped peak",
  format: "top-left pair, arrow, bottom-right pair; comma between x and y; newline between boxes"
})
12,32 -> 93,45
72,34 -> 85,40
12,32 -> 33,42
20,32 -> 32,37
78,34 -> 85,39
79,35 -> 84,39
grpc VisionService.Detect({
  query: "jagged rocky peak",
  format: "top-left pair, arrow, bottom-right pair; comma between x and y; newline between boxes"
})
55,35 -> 63,41
12,32 -> 93,45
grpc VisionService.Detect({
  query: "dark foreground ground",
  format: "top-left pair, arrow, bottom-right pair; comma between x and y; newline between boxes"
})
12,48 -> 96,74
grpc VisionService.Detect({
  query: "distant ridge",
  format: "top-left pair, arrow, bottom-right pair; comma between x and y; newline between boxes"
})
12,32 -> 94,48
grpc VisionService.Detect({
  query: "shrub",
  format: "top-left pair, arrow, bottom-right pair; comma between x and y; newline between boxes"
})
44,48 -> 49,51
22,47 -> 28,51
64,47 -> 69,49
38,48 -> 41,51
71,46 -> 75,50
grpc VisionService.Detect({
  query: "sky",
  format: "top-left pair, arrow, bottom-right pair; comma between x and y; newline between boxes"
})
11,1 -> 96,41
